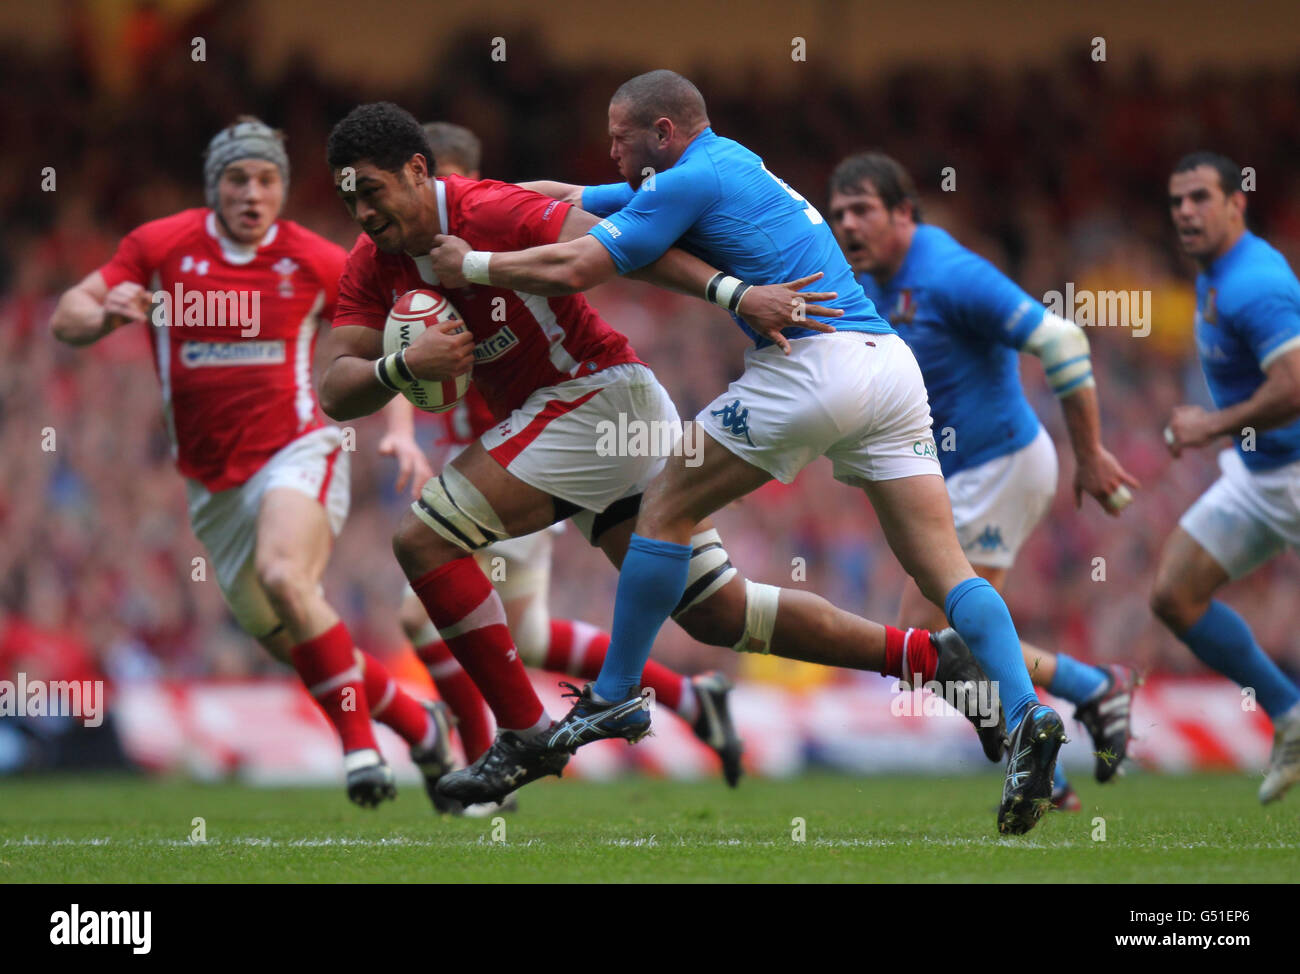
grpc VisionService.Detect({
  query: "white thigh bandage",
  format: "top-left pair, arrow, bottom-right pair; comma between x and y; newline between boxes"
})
732,580 -> 781,655
670,529 -> 739,617
1022,311 -> 1095,397
411,466 -> 509,553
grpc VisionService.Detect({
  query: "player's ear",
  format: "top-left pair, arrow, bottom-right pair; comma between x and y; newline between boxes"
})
408,153 -> 430,183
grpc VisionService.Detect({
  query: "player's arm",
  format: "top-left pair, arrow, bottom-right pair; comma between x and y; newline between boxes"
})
320,251 -> 475,421
1167,346 -> 1300,456
1021,311 -> 1139,513
431,166 -> 706,294
319,321 -> 473,421
378,394 -> 433,499
50,270 -> 150,346
433,202 -> 841,350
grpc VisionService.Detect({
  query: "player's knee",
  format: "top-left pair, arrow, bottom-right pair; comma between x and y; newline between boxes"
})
392,510 -> 457,577
257,626 -> 295,665
667,529 -> 740,644
254,555 -> 312,615
678,588 -> 742,647
1150,580 -> 1199,634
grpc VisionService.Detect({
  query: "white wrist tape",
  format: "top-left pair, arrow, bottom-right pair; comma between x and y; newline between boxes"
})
706,272 -> 752,313
462,250 -> 493,285
1023,311 -> 1095,397
374,349 -> 414,391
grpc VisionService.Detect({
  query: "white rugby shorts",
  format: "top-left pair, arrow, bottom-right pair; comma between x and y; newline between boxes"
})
186,425 -> 350,637
480,363 -> 680,540
696,332 -> 940,485
1180,447 -> 1300,579
947,425 -> 1058,569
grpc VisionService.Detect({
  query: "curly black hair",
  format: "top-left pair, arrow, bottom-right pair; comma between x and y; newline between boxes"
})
327,102 -> 436,174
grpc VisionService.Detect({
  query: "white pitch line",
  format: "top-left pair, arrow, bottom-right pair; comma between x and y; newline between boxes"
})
4,836 -> 1298,851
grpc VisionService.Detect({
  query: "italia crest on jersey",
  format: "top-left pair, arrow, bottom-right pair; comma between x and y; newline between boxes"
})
1203,288 -> 1218,325
893,289 -> 917,324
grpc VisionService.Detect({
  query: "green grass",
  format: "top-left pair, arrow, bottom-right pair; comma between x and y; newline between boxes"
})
1,771 -> 1297,882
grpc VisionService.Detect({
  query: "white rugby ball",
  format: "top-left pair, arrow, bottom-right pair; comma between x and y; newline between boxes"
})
382,289 -> 471,413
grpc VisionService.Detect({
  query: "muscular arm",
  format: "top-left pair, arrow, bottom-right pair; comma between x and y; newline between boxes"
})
50,271 -> 137,346
318,324 -> 395,421
1206,346 -> 1300,436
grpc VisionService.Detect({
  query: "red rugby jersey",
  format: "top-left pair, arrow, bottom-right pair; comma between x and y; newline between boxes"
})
333,175 -> 641,418
430,384 -> 498,446
98,208 -> 347,491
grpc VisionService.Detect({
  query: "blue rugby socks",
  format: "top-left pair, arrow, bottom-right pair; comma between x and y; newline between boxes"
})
945,577 -> 1038,731
1049,654 -> 1109,705
1181,601 -> 1300,719
592,534 -> 692,704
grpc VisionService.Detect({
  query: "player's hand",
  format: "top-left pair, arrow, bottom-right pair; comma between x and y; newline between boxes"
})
429,234 -> 471,289
378,431 -> 433,499
102,282 -> 151,330
736,272 -> 841,355
404,317 -> 475,380
1164,404 -> 1218,458
1074,446 -> 1140,516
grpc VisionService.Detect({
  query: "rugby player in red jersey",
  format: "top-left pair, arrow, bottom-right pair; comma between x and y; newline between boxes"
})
50,117 -> 454,808
321,102 -> 998,804
376,122 -> 748,797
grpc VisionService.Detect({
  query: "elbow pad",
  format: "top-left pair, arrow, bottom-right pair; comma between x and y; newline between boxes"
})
1023,312 -> 1095,397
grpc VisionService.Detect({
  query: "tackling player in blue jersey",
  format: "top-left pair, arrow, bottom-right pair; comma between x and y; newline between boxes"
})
429,70 -> 1063,834
827,153 -> 1142,808
1153,151 -> 1300,804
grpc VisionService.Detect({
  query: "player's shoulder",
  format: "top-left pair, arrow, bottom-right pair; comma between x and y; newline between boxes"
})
128,207 -> 208,245
448,175 -> 569,240
1219,232 -> 1300,314
447,174 -> 538,215
674,129 -> 733,183
912,225 -> 1003,286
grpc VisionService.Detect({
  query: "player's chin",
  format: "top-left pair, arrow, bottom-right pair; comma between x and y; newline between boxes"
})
369,227 -> 404,254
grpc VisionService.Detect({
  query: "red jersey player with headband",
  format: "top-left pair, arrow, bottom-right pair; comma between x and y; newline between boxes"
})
50,116 -> 455,809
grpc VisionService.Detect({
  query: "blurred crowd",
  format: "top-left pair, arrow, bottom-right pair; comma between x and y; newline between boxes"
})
3,3 -> 1300,690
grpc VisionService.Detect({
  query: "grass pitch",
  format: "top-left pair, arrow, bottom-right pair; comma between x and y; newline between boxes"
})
2,771 -> 1297,883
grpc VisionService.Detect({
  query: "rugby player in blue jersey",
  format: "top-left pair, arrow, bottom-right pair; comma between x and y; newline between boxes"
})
1153,151 -> 1300,804
826,153 -> 1142,809
429,70 -> 1063,834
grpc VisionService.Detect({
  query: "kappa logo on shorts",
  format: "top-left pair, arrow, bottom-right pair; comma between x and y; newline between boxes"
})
912,438 -> 938,460
711,399 -> 755,446
973,524 -> 1007,552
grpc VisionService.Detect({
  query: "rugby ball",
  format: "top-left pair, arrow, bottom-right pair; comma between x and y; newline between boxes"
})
382,289 -> 471,413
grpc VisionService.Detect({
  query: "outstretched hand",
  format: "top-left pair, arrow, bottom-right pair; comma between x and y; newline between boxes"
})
736,272 -> 842,355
